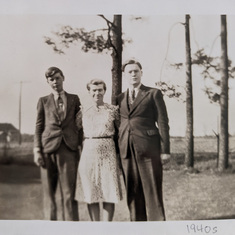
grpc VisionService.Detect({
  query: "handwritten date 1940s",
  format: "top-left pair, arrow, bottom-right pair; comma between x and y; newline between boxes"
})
186,224 -> 217,234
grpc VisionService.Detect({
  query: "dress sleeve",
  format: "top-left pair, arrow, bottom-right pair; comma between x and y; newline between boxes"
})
112,105 -> 120,129
76,106 -> 83,131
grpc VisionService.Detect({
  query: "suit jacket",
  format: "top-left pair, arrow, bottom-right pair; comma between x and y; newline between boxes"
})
116,84 -> 170,159
34,92 -> 83,154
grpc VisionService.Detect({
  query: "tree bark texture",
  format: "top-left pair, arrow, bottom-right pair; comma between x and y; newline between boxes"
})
111,15 -> 122,104
185,15 -> 194,168
218,15 -> 229,171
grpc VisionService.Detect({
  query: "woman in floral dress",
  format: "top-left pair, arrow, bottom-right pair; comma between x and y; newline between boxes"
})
76,79 -> 122,221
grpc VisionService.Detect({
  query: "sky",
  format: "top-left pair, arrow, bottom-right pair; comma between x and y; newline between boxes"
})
0,1 -> 235,137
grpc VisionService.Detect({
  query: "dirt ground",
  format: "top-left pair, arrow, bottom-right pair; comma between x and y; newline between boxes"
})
1,161 -> 235,222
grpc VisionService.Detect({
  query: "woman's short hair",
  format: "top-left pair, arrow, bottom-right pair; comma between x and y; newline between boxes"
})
122,59 -> 142,72
87,79 -> 107,91
45,67 -> 64,79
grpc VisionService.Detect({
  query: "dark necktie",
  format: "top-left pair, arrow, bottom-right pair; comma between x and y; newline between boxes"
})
132,89 -> 136,101
129,89 -> 135,105
57,95 -> 64,121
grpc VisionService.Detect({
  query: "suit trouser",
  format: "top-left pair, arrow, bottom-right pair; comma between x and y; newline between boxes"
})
40,141 -> 79,221
121,135 -> 165,221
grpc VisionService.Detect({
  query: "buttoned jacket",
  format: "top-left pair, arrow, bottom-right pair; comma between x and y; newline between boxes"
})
34,92 -> 83,153
116,84 -> 170,159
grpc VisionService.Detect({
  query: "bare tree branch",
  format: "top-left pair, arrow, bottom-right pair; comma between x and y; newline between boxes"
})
98,15 -> 114,26
98,15 -> 118,56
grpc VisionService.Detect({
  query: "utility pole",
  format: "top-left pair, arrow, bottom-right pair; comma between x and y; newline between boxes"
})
17,81 -> 30,145
19,81 -> 22,145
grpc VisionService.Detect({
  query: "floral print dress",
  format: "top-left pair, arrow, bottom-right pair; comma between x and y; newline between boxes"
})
75,103 -> 122,203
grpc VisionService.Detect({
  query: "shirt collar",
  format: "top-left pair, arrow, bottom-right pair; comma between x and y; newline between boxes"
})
129,83 -> 141,92
51,90 -> 65,97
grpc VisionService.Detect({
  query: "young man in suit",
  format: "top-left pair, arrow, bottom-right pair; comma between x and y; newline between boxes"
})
116,59 -> 170,221
34,67 -> 83,221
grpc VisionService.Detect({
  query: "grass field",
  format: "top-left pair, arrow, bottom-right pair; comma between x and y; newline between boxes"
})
1,136 -> 235,164
0,136 -> 235,221
1,161 -> 235,221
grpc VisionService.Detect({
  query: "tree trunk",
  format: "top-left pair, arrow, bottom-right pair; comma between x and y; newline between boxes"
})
111,15 -> 122,104
185,15 -> 194,168
218,15 -> 229,171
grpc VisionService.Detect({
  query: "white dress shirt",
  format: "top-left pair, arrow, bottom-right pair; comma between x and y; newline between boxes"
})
128,83 -> 142,100
52,90 -> 67,119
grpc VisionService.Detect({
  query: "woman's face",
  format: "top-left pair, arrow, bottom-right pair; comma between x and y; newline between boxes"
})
89,84 -> 105,104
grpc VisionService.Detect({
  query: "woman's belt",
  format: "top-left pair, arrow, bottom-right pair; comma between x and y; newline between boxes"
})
85,136 -> 113,139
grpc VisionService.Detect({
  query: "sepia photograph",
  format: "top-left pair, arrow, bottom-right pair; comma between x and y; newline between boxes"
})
0,0 -> 235,234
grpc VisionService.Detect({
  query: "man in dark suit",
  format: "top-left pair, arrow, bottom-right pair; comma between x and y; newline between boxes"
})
34,67 -> 83,221
116,59 -> 170,221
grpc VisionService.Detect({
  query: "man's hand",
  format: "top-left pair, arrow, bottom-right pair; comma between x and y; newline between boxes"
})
34,151 -> 45,168
161,153 -> 171,165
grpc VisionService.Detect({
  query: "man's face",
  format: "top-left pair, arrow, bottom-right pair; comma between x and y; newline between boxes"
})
123,64 -> 142,87
47,72 -> 64,92
89,84 -> 105,104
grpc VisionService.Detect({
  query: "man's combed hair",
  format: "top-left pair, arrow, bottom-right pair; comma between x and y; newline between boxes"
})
122,59 -> 142,72
45,67 -> 64,79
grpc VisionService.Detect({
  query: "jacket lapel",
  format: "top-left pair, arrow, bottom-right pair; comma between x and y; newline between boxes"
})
65,92 -> 71,117
45,93 -> 60,119
121,91 -> 130,115
129,85 -> 149,114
